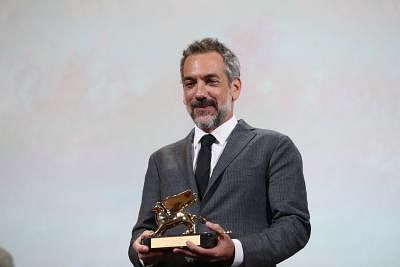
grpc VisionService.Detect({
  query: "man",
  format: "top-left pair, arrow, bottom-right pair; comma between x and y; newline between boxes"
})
129,38 -> 310,267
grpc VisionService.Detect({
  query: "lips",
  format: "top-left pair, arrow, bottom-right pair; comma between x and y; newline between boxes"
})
198,103 -> 212,108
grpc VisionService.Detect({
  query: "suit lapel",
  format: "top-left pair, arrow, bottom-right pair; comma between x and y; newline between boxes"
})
175,130 -> 199,195
203,120 -> 256,199
176,129 -> 202,214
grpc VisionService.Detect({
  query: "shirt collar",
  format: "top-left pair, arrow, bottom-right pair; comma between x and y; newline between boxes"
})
194,115 -> 238,146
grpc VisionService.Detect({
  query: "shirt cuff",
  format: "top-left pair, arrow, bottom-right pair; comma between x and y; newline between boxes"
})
231,239 -> 244,267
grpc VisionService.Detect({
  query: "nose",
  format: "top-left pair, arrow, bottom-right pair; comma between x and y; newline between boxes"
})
194,81 -> 207,100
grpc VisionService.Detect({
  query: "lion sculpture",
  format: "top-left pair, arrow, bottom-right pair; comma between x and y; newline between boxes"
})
151,190 -> 206,237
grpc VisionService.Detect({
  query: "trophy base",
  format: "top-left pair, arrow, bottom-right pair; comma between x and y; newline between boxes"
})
141,232 -> 218,250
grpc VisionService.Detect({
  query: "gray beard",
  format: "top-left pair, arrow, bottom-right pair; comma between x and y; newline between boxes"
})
191,103 -> 229,132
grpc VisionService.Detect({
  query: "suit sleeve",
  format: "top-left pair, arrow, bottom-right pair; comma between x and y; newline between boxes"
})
239,135 -> 311,267
128,154 -> 161,266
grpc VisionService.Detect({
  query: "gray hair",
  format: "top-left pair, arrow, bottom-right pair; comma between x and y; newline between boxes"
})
180,38 -> 240,83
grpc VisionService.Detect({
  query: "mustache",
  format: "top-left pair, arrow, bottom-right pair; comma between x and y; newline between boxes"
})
191,98 -> 217,109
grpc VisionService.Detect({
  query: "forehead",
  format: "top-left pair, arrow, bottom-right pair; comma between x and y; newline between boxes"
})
183,52 -> 225,77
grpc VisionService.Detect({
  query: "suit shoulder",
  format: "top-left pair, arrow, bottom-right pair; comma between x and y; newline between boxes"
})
253,127 -> 286,138
253,128 -> 296,151
239,119 -> 287,139
241,121 -> 302,154
149,134 -> 190,159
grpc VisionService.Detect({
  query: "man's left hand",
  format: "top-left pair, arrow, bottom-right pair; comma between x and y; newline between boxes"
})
173,221 -> 235,264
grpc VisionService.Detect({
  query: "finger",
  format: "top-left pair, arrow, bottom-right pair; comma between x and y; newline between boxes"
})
140,230 -> 154,238
185,240 -> 211,255
173,247 -> 198,258
133,238 -> 148,250
134,230 -> 153,245
133,230 -> 154,253
136,244 -> 149,253
133,238 -> 149,253
205,221 -> 227,236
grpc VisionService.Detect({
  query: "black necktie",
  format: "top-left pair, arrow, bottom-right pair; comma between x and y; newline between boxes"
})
195,134 -> 216,199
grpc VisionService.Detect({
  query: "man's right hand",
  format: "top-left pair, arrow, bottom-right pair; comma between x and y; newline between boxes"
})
132,230 -> 171,266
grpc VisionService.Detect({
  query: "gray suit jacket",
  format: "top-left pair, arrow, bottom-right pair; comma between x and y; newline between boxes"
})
129,120 -> 310,267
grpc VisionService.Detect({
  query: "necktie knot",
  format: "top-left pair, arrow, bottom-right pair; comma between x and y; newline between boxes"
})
200,134 -> 216,147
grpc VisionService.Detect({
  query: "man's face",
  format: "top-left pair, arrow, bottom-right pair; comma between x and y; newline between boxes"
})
182,52 -> 241,132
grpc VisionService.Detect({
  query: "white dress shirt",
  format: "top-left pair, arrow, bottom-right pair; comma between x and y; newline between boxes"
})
193,115 -> 244,267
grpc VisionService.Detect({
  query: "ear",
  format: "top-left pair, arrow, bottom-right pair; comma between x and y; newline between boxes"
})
230,78 -> 242,101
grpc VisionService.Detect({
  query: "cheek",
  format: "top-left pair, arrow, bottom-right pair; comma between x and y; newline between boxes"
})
205,90 -> 219,101
183,93 -> 192,105
214,93 -> 228,105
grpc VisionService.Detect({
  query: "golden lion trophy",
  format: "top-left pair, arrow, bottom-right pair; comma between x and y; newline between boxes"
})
141,189 -> 218,250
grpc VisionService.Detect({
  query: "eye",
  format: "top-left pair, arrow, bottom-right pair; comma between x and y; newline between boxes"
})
184,81 -> 195,89
206,79 -> 219,86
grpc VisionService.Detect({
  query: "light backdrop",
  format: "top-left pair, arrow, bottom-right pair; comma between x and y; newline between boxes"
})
1,1 -> 399,266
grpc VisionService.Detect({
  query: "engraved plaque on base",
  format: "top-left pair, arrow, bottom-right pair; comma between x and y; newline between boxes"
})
142,232 -> 217,249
